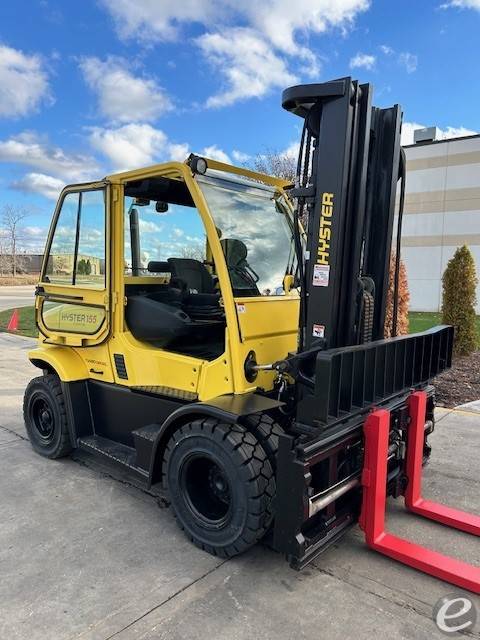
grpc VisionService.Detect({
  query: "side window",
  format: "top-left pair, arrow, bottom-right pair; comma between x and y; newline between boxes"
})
44,189 -> 106,288
124,197 -> 207,276
75,190 -> 106,287
44,192 -> 78,284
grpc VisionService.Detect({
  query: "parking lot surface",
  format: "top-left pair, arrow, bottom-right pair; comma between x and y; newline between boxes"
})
1,332 -> 479,640
0,285 -> 35,311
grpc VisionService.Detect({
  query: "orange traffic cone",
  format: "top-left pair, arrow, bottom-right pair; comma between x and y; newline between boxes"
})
7,308 -> 19,331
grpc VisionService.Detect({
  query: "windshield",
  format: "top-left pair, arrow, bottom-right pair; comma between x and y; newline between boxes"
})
197,175 -> 296,297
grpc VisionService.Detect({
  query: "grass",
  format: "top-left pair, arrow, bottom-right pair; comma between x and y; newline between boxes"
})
0,305 -> 37,338
409,311 -> 480,335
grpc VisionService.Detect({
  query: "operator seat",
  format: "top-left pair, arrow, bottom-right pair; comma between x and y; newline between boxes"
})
167,258 -> 216,294
167,258 -> 221,319
220,239 -> 260,296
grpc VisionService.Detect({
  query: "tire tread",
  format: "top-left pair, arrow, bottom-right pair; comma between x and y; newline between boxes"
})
23,374 -> 72,459
163,418 -> 275,559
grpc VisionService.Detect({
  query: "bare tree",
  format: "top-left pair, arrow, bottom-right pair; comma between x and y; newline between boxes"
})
180,245 -> 205,261
1,205 -> 28,277
0,234 -> 11,275
252,149 -> 297,182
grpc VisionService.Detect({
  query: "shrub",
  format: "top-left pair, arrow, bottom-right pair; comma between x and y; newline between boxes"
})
77,258 -> 87,275
442,245 -> 478,355
384,254 -> 410,337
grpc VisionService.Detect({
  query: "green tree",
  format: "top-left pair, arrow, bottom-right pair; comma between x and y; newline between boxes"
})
442,245 -> 478,355
77,259 -> 87,275
86,259 -> 92,275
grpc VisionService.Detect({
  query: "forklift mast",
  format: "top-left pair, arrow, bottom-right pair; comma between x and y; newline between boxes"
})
283,77 -> 402,352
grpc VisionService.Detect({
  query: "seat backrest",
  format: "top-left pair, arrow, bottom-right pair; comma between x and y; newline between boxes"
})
220,238 -> 248,268
167,258 -> 215,294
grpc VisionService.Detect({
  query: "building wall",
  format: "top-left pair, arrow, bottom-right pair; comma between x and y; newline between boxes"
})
0,253 -> 43,274
49,253 -> 102,276
402,135 -> 480,313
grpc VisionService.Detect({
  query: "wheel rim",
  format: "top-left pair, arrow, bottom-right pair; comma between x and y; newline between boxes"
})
180,453 -> 232,529
30,396 -> 56,444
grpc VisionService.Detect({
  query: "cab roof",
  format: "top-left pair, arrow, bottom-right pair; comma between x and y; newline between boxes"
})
104,157 -> 292,191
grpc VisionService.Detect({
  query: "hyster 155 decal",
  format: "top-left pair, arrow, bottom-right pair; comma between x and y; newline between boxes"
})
43,302 -> 105,334
313,192 -> 334,288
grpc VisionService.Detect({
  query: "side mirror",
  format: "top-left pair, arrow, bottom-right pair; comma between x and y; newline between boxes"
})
156,201 -> 169,213
283,274 -> 295,295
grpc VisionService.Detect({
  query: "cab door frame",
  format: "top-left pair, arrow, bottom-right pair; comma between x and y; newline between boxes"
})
36,181 -> 112,347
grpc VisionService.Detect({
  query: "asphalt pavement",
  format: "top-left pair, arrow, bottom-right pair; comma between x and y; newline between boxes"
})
0,332 -> 479,640
0,285 -> 35,311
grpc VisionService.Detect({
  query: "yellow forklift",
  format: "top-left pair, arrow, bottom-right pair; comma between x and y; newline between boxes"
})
23,78 -> 480,591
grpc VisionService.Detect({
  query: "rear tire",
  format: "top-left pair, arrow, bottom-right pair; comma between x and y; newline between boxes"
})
163,418 -> 275,558
23,374 -> 72,459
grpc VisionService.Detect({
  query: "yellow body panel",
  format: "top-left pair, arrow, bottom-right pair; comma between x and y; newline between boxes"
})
29,344 -> 89,381
30,159 -> 300,401
235,296 -> 299,341
233,295 -> 299,392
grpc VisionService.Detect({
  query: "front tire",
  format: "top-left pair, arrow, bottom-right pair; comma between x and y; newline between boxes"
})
163,418 -> 275,558
23,374 -> 72,459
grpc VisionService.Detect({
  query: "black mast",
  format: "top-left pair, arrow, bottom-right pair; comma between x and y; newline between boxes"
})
283,77 -> 402,351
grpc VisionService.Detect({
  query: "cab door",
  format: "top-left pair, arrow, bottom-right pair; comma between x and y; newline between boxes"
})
36,182 -> 111,347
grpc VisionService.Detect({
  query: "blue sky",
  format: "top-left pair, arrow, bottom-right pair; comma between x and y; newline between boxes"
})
0,0 -> 479,252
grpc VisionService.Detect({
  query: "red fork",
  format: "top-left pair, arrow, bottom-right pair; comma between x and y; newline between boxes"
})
359,392 -> 480,594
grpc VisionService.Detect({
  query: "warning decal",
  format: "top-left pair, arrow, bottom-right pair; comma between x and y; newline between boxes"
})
312,324 -> 325,338
313,264 -> 330,287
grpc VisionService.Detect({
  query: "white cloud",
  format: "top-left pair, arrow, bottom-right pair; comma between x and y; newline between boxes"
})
12,172 -> 65,200
246,0 -> 370,55
18,226 -> 49,253
23,226 -> 46,237
100,0 -> 371,107
0,223 -> 47,253
439,125 -> 478,138
380,44 -> 394,55
169,143 -> 190,162
0,44 -> 52,118
398,52 -> 418,73
349,52 -> 376,70
401,121 -> 478,145
232,150 -> 251,163
197,27 -> 298,107
441,0 -> 480,8
139,219 -> 163,233
282,141 -> 301,158
101,0 -> 370,47
0,132 -> 98,182
89,123 -> 189,171
99,0 -> 222,40
201,145 -> 231,163
79,56 -> 172,123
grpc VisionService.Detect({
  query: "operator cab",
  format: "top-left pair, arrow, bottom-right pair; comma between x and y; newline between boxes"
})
123,176 -> 225,360
123,169 -> 297,362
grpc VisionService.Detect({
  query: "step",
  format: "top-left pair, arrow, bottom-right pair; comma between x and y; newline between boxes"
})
132,424 -> 162,472
78,435 -> 148,478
